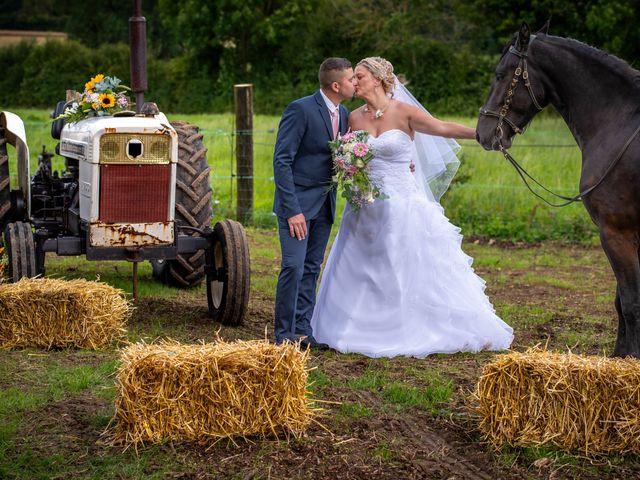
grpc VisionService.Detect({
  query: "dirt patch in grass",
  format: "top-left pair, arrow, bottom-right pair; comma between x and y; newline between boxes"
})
17,392 -> 109,455
3,239 -> 640,479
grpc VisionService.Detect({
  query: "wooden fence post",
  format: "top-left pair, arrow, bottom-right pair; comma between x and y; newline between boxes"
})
234,84 -> 253,223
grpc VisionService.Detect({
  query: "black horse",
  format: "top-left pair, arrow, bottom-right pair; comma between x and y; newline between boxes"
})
476,23 -> 640,358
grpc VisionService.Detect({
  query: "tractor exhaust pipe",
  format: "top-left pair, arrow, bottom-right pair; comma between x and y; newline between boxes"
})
129,0 -> 147,113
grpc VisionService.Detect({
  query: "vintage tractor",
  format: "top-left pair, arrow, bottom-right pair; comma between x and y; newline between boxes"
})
0,1 -> 250,326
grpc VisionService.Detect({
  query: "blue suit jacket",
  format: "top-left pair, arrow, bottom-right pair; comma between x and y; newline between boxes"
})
273,91 -> 348,221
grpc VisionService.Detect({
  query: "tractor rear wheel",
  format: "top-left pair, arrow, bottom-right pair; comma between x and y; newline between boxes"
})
4,221 -> 38,282
207,219 -> 250,326
152,121 -> 212,287
0,128 -> 11,232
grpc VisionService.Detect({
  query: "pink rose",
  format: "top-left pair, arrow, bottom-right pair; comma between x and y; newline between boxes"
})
341,132 -> 355,142
346,165 -> 359,175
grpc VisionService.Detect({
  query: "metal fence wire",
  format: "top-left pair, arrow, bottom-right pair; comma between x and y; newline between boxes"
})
204,127 -> 581,221
12,120 -> 582,225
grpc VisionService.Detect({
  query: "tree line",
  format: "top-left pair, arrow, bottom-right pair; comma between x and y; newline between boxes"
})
0,0 -> 638,116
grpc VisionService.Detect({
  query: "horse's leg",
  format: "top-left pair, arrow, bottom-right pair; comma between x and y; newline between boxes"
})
600,228 -> 640,357
614,286 -> 626,351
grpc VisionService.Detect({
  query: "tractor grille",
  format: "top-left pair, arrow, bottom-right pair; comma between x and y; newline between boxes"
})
99,164 -> 171,223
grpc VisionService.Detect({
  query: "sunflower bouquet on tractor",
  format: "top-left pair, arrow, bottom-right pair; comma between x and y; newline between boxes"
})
56,74 -> 132,123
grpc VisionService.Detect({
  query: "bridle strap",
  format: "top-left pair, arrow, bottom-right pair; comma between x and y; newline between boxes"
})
479,38 -> 543,140
522,58 -> 543,110
478,108 -> 525,135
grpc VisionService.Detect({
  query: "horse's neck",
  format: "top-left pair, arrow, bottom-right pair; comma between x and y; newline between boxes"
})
537,38 -> 639,151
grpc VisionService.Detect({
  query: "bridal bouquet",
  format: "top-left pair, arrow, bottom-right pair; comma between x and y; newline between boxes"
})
328,130 -> 386,212
56,74 -> 131,123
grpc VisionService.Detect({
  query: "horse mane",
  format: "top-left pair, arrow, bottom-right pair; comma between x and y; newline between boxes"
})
541,34 -> 640,83
501,32 -> 640,87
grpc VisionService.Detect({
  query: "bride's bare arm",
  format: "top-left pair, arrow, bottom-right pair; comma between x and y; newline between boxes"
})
404,104 -> 476,140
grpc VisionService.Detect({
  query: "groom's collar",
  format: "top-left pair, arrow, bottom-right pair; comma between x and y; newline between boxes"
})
319,89 -> 339,113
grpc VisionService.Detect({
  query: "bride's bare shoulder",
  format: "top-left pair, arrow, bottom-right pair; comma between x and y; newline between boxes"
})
393,99 -> 417,114
349,106 -> 367,130
349,105 -> 366,118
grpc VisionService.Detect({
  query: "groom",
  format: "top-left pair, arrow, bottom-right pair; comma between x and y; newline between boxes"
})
272,58 -> 355,348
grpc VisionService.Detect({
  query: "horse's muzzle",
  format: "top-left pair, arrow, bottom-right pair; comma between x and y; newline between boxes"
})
476,132 -> 508,151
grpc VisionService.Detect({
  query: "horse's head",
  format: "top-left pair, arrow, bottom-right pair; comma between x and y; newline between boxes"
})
477,23 -> 549,151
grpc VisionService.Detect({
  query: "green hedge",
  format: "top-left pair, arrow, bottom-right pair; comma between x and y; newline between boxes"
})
0,39 -> 497,116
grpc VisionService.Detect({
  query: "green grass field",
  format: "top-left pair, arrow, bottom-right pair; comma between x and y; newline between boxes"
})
4,108 -> 594,242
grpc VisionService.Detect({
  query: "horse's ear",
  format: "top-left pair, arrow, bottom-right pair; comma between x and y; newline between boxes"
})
516,22 -> 531,51
537,18 -> 551,34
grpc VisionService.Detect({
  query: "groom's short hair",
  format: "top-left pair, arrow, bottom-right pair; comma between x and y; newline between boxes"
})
319,58 -> 352,89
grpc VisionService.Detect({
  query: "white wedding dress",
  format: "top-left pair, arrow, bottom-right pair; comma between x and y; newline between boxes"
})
310,129 -> 513,358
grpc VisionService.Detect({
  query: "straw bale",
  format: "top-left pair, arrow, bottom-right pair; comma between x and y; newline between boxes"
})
0,277 -> 129,349
112,339 -> 318,448
476,348 -> 640,456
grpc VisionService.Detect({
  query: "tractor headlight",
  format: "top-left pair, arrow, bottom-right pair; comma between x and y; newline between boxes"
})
100,134 -> 171,164
101,140 -> 120,161
149,139 -> 169,161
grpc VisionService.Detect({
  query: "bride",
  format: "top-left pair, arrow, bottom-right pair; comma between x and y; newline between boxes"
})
310,57 -> 513,358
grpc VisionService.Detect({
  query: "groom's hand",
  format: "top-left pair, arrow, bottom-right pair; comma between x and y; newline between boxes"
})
288,213 -> 307,240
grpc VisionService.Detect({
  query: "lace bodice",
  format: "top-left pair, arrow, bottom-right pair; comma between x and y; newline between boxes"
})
366,129 -> 420,197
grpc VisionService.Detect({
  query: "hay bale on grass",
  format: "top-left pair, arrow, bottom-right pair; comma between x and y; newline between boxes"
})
476,348 -> 640,455
0,277 -> 129,349
113,339 -> 318,448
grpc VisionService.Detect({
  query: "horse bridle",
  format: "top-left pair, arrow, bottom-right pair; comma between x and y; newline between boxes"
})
477,35 -> 584,207
479,34 -> 543,141
479,35 -> 640,207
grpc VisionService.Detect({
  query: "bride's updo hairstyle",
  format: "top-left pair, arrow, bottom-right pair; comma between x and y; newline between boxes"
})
357,57 -> 395,94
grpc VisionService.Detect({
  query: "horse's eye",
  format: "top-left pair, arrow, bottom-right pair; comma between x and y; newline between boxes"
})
495,73 -> 505,81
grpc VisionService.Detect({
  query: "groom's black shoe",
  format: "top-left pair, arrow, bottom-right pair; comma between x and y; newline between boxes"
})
299,335 -> 331,351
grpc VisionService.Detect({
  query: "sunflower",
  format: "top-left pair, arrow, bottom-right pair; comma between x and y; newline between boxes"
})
91,74 -> 105,84
99,93 -> 116,109
84,81 -> 95,94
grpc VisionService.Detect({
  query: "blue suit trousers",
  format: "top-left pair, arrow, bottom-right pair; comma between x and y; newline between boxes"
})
274,198 -> 333,343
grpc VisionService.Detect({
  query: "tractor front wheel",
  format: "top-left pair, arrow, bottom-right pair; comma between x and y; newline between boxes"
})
207,219 -> 250,326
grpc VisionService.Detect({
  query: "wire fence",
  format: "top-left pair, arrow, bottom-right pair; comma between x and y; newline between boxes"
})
14,119 -> 585,227
202,127 -> 583,223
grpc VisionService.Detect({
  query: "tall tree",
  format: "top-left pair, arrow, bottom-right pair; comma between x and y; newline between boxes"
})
466,0 -> 640,65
